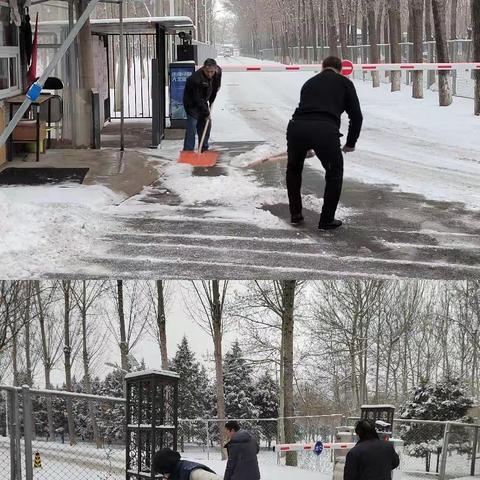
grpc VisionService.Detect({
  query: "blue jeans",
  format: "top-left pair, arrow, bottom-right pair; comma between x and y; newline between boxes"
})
183,114 -> 211,151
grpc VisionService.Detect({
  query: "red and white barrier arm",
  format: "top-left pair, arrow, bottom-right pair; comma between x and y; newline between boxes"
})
218,62 -> 480,73
274,442 -> 356,452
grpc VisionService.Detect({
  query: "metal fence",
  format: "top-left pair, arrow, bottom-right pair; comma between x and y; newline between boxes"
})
3,385 -> 480,480
0,385 -> 126,480
346,417 -> 480,480
178,414 -> 342,471
258,39 -> 476,99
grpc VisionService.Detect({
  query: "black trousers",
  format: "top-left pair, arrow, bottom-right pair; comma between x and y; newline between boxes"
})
286,119 -> 344,224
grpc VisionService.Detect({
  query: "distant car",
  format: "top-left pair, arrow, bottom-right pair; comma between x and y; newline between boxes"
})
224,46 -> 233,57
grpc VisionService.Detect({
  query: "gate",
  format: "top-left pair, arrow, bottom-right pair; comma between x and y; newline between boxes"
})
106,33 -> 157,119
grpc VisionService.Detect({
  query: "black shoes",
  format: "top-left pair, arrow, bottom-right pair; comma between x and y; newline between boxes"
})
318,219 -> 343,230
290,214 -> 304,225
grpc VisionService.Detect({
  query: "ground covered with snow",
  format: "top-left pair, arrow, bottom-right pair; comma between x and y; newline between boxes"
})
0,56 -> 479,277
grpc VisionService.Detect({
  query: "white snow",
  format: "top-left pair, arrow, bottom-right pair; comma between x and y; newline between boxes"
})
214,56 -> 480,210
0,55 -> 479,276
0,185 -> 121,276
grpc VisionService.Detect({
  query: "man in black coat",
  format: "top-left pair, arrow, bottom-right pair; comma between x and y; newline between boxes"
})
182,58 -> 222,152
224,420 -> 261,480
344,420 -> 400,480
286,56 -> 363,230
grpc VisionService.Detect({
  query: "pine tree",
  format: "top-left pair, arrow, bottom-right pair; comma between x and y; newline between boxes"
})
253,372 -> 279,447
400,377 -> 474,473
172,336 -> 210,450
223,341 -> 258,421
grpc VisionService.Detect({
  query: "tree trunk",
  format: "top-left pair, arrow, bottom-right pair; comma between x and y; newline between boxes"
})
388,0 -> 402,91
156,281 -> 169,369
473,0 -> 480,115
212,281 -> 227,460
117,280 -> 129,373
450,0 -> 458,39
326,0 -> 339,56
24,282 -> 33,387
310,0 -> 319,62
432,0 -> 453,105
11,314 -> 19,386
425,0 -> 435,87
282,281 -> 297,467
80,282 -> 102,448
337,0 -> 349,59
36,282 -> 55,441
411,0 -> 425,98
367,0 -> 380,87
63,281 -> 76,446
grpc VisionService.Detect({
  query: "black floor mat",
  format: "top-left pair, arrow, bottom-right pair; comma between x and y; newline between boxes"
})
0,167 -> 89,186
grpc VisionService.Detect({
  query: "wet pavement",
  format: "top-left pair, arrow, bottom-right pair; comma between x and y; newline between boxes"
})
67,140 -> 480,279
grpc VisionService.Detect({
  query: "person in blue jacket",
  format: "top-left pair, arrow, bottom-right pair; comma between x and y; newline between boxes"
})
152,448 -> 222,480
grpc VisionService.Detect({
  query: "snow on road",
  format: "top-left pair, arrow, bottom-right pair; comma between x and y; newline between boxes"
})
0,55 -> 479,277
216,56 -> 480,210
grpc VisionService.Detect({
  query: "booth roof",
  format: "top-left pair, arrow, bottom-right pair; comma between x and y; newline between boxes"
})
36,16 -> 195,35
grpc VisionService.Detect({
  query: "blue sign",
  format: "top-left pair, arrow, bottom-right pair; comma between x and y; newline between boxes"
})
169,65 -> 194,121
314,440 -> 324,456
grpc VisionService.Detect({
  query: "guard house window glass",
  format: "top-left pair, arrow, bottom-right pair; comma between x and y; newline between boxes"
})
0,57 -> 7,89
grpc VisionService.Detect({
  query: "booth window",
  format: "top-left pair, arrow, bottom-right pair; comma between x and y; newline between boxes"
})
0,6 -> 20,99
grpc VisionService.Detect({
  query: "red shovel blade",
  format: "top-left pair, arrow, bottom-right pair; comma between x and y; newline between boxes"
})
178,150 -> 220,167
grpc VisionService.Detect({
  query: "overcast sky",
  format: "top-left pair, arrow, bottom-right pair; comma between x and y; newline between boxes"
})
48,283 -> 239,386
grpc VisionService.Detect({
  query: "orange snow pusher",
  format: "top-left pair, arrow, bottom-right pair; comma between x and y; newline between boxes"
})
178,117 -> 220,167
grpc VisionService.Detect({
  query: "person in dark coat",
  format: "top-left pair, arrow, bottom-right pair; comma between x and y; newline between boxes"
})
224,420 -> 260,480
344,420 -> 400,480
182,58 -> 222,152
286,55 -> 363,230
151,448 -> 221,480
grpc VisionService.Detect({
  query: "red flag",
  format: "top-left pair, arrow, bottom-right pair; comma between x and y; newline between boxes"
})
27,13 -> 39,85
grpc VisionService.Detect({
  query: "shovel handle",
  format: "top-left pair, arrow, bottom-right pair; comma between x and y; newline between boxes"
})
198,116 -> 211,154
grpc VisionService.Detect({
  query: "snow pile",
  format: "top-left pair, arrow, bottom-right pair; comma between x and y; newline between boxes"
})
158,162 -> 351,227
0,185 -> 121,277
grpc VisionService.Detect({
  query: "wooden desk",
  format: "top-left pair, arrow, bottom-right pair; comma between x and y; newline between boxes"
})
6,94 -> 53,162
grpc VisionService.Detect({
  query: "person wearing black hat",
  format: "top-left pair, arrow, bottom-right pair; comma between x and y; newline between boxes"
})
344,420 -> 400,480
151,448 -> 221,480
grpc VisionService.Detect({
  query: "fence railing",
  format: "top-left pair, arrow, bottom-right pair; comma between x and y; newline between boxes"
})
257,39 -> 476,100
346,416 -> 480,480
2,384 -> 480,480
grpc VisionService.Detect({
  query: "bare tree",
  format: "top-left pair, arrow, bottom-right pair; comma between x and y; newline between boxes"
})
35,281 -> 63,441
388,0 -> 402,91
411,0 -> 425,98
146,281 -> 170,369
71,281 -> 107,448
61,281 -> 77,446
187,281 -> 229,460
432,0 -> 453,105
108,281 -> 151,378
327,0 -> 339,56
366,0 -> 380,87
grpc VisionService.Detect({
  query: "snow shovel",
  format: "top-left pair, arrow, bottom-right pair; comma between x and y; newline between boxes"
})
178,116 -> 220,167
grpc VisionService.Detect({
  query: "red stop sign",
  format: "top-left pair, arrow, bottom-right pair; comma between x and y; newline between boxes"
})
341,59 -> 354,76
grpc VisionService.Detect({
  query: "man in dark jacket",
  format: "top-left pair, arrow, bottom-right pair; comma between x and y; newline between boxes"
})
152,448 -> 221,480
286,56 -> 363,230
224,420 -> 260,480
182,58 -> 222,152
344,420 -> 400,480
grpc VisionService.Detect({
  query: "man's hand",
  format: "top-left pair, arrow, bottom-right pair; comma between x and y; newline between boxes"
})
342,145 -> 355,153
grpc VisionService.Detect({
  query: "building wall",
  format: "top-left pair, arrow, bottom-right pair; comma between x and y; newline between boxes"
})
92,35 -> 109,126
